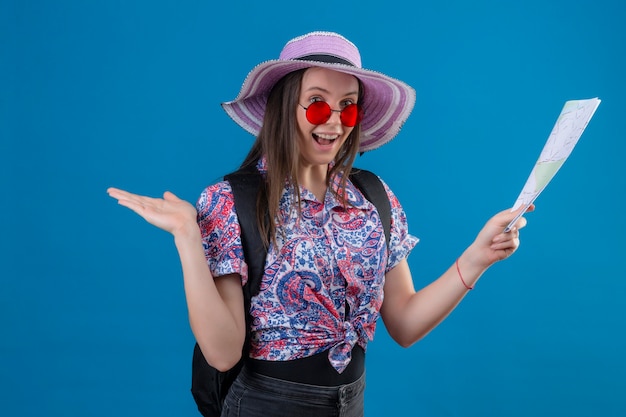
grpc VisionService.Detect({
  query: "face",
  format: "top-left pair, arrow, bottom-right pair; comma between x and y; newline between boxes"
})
296,67 -> 360,169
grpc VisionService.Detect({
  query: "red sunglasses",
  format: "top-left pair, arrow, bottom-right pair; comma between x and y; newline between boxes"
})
299,101 -> 364,127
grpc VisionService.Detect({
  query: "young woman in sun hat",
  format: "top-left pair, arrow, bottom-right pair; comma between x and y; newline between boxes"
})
107,31 -> 532,416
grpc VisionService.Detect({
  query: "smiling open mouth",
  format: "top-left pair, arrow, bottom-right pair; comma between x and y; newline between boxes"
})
313,133 -> 338,146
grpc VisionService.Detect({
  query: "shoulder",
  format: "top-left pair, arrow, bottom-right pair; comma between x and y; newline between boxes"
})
349,168 -> 401,208
196,180 -> 235,219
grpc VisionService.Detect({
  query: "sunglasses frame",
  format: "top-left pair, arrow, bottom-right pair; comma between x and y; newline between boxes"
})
299,102 -> 363,127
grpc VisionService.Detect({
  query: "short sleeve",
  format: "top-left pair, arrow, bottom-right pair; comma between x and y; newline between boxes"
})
379,178 -> 419,272
196,181 -> 248,285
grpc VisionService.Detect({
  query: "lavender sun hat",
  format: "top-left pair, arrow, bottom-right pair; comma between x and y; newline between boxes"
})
222,31 -> 416,152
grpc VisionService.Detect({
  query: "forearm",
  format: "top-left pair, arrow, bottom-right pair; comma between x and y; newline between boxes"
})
405,253 -> 485,344
174,225 -> 245,370
382,248 -> 488,347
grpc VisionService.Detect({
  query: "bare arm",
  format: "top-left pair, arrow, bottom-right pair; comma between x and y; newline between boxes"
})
380,205 -> 533,347
107,187 -> 245,371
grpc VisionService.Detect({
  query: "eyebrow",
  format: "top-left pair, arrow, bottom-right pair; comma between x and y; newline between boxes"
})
305,86 -> 359,97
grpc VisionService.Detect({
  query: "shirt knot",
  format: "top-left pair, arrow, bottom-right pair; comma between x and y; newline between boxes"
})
327,321 -> 359,373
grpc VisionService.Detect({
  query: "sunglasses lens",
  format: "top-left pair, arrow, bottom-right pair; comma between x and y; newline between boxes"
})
340,104 -> 363,127
305,101 -> 332,125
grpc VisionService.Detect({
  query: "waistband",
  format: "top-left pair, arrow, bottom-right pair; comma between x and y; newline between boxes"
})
246,345 -> 365,386
239,366 -> 366,406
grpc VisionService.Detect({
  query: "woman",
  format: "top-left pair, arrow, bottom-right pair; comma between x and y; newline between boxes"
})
107,31 -> 532,417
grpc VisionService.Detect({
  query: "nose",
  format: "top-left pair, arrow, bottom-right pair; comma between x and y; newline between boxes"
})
326,108 -> 343,125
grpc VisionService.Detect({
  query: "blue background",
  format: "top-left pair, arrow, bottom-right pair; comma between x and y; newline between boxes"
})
2,0 -> 625,416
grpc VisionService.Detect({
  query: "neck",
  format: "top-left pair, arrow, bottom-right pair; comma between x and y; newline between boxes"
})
298,163 -> 329,202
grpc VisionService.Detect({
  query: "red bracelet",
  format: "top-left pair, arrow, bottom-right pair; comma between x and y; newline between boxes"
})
456,258 -> 474,290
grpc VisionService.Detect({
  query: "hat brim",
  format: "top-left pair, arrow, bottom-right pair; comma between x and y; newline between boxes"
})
222,59 -> 415,152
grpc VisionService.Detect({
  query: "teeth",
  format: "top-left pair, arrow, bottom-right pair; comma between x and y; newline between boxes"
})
315,133 -> 338,140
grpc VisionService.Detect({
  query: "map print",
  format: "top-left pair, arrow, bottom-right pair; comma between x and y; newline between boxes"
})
504,98 -> 601,232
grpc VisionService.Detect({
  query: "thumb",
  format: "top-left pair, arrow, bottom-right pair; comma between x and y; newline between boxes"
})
501,203 -> 535,231
163,191 -> 181,202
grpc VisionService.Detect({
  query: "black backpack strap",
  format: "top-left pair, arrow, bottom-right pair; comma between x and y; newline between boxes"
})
191,165 -> 267,417
349,168 -> 391,246
224,166 -> 267,300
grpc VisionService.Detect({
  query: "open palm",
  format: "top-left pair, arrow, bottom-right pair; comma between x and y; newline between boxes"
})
107,187 -> 198,237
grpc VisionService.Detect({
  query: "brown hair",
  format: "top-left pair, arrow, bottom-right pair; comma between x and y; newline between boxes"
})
240,68 -> 363,247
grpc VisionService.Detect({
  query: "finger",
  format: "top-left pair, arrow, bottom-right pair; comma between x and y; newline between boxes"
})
107,187 -> 144,203
495,205 -> 524,227
491,236 -> 520,251
499,203 -> 534,233
114,197 -> 148,217
163,191 -> 181,202
508,204 -> 530,220
511,201 -> 533,218
513,216 -> 528,230
493,228 -> 519,244
107,187 -> 130,199
108,188 -> 160,215
109,188 -> 159,208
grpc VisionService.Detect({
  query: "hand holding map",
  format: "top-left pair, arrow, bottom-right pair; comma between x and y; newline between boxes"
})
504,98 -> 601,232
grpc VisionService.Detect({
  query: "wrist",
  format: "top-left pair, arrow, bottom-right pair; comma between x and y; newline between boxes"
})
455,258 -> 474,290
455,248 -> 489,289
173,221 -> 203,246
462,243 -> 493,271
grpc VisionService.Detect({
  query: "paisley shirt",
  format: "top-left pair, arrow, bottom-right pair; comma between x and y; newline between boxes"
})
196,158 -> 418,373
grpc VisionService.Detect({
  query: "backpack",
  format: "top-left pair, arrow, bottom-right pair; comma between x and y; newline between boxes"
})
190,166 -> 391,417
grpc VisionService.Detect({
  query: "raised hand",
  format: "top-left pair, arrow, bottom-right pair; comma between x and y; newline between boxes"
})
107,187 -> 199,238
467,204 -> 535,268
